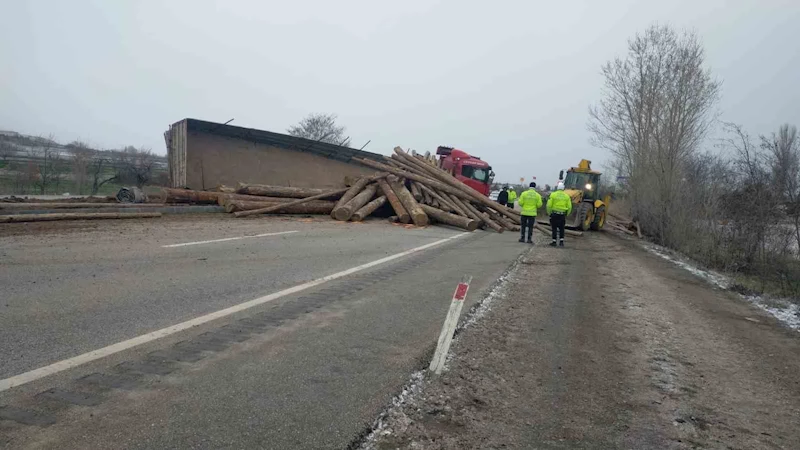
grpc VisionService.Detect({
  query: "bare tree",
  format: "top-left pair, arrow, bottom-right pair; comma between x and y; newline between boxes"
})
30,135 -> 65,195
119,146 -> 156,188
761,124 -> 800,250
588,24 -> 721,246
89,151 -> 118,195
287,113 -> 351,146
66,141 -> 94,195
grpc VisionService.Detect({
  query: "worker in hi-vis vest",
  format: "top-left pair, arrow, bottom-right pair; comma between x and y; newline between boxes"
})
517,182 -> 542,244
546,182 -> 572,247
506,188 -> 518,209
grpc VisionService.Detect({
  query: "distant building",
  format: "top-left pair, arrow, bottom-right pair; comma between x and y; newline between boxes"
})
0,130 -> 20,138
164,119 -> 381,190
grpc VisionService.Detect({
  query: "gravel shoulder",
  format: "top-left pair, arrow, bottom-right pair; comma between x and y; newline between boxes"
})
366,232 -> 800,449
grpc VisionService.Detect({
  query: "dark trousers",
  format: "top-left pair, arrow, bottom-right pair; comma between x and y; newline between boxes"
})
550,213 -> 566,241
507,203 -> 515,209
520,215 -> 535,241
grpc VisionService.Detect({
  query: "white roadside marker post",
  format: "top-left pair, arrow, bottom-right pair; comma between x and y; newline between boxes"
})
429,275 -> 472,375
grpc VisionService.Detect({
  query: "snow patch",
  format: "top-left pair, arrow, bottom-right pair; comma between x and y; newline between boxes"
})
644,242 -> 799,332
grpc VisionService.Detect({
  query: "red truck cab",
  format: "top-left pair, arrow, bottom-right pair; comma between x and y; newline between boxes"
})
435,146 -> 494,196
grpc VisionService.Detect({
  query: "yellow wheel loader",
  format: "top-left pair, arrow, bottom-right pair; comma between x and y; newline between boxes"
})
540,159 -> 611,231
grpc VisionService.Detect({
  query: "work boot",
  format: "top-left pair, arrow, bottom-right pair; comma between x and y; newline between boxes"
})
518,237 -> 525,243
527,238 -> 533,244
559,239 -> 565,247
549,240 -> 557,247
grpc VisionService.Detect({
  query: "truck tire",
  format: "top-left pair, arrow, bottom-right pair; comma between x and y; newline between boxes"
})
578,203 -> 592,231
590,206 -> 606,231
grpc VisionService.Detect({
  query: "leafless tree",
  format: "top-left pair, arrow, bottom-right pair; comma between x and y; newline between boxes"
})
66,141 -> 94,195
287,113 -> 351,146
89,151 -> 117,195
588,24 -> 721,247
761,124 -> 800,249
119,146 -> 156,188
30,134 -> 65,195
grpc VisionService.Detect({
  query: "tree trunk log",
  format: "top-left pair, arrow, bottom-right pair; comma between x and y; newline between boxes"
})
448,194 -> 481,223
0,212 -> 162,223
333,184 -> 378,221
409,181 -> 423,201
377,178 -> 411,224
163,188 -> 222,204
224,200 -> 335,214
233,187 -> 350,217
331,177 -> 373,219
387,175 -> 429,226
536,223 -> 583,237
484,207 -> 517,231
351,195 -> 387,221
235,183 -> 331,198
420,204 -> 478,231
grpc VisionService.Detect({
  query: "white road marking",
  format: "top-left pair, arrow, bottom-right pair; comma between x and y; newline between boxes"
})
0,232 -> 468,392
162,230 -> 299,248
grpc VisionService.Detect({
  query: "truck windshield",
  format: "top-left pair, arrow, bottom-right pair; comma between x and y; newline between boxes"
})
461,166 -> 489,183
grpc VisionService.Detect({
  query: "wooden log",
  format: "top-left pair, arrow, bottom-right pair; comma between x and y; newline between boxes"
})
387,175 -> 429,227
163,188 -> 223,204
224,200 -> 335,214
234,187 -> 350,217
355,156 -> 521,224
536,223 -> 584,237
484,207 -> 517,231
635,221 -> 643,239
420,205 -> 478,231
332,177 -> 372,219
377,178 -> 411,224
421,187 -> 433,205
214,184 -> 236,193
409,181 -> 423,202
333,184 -> 378,221
416,184 -> 459,214
0,212 -> 162,223
351,195 -> 387,222
388,155 -> 435,179
448,194 -> 481,222
392,148 -> 522,220
459,198 -> 502,233
0,202 -> 169,210
235,183 -> 331,199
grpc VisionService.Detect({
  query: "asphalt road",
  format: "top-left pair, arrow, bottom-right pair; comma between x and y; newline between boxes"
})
369,232 -> 800,449
0,215 -> 527,449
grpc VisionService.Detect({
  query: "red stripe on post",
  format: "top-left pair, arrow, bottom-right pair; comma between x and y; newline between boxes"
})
454,283 -> 469,301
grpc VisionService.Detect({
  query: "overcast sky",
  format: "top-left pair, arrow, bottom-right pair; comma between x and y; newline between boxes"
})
2,0 -> 798,184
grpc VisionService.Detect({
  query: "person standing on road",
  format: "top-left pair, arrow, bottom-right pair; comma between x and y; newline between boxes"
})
507,188 -> 518,210
518,182 -> 542,244
497,186 -> 509,206
547,182 -> 572,247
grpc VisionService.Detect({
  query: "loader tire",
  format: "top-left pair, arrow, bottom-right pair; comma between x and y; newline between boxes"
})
590,206 -> 606,231
578,203 -> 592,231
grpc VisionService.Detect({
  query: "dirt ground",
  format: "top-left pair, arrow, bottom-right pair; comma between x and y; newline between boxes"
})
366,232 -> 800,449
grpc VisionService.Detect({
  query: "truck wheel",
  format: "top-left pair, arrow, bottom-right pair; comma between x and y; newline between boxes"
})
590,206 -> 606,231
578,203 -> 592,231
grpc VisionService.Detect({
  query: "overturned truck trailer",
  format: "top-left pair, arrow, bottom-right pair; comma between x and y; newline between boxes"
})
164,118 -> 381,190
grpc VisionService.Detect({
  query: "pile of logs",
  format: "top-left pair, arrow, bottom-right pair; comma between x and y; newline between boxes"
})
160,148 -> 523,233
606,212 -> 643,238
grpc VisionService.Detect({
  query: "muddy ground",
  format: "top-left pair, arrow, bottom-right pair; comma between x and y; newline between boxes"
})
366,232 -> 800,449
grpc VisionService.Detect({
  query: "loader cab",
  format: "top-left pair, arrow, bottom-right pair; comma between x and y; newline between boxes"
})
564,171 -> 601,201
559,159 -> 601,201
